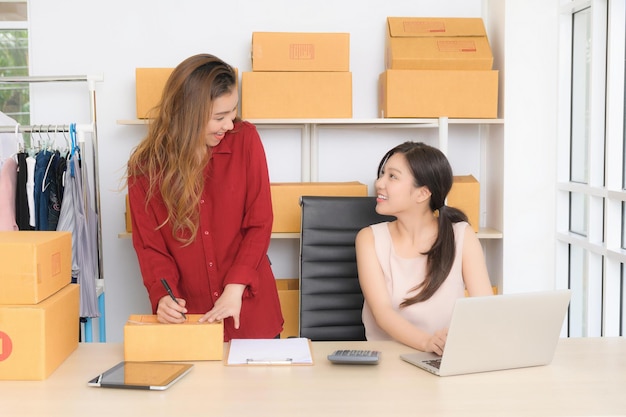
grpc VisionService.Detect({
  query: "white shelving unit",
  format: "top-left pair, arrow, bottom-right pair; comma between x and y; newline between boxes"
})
117,117 -> 504,241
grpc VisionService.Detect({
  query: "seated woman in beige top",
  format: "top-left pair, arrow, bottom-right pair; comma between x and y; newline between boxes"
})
356,141 -> 493,355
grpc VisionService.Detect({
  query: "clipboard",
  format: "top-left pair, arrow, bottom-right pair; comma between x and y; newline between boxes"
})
224,338 -> 314,366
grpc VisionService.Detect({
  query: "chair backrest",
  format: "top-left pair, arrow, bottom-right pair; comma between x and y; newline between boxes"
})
299,196 -> 395,341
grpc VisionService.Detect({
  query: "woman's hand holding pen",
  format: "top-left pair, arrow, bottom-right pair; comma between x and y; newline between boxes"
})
199,283 -> 245,329
157,295 -> 188,324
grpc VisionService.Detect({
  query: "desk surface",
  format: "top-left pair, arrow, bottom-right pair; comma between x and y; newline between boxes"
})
1,338 -> 625,417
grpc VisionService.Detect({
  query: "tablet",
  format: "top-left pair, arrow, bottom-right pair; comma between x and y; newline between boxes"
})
87,361 -> 193,390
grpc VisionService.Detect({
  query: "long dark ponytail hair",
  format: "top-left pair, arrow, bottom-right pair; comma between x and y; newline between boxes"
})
377,142 -> 468,306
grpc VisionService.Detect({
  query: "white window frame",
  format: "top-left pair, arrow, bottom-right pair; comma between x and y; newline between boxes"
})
557,0 -> 626,337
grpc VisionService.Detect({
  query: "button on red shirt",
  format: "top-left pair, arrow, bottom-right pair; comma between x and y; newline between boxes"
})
129,121 -> 283,341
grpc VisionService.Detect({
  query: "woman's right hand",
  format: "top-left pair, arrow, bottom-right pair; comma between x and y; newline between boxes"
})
424,328 -> 448,355
156,295 -> 187,323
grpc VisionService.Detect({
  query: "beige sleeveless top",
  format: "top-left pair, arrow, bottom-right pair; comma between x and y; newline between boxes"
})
362,221 -> 467,340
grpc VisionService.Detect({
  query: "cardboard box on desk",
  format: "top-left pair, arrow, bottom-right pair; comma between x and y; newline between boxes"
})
270,182 -> 368,233
386,17 -> 493,70
379,69 -> 498,118
276,278 -> 299,338
0,284 -> 79,380
448,175 -> 480,233
0,231 -> 72,305
241,71 -> 352,119
251,32 -> 350,72
124,315 -> 223,361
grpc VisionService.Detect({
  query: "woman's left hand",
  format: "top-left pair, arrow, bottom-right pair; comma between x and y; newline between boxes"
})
199,283 -> 245,328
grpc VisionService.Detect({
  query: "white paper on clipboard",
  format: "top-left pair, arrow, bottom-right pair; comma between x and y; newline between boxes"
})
226,338 -> 313,365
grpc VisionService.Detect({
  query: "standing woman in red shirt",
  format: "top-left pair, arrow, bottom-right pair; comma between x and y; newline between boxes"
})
126,54 -> 283,341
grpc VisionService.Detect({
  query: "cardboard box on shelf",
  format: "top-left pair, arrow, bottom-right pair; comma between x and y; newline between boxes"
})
136,67 -> 239,119
0,231 -> 72,305
251,32 -> 350,72
135,68 -> 174,119
448,175 -> 480,233
378,69 -> 498,118
124,315 -> 224,361
388,16 -> 488,38
276,278 -> 299,338
270,182 -> 368,233
0,284 -> 79,380
241,71 -> 352,119
386,17 -> 493,70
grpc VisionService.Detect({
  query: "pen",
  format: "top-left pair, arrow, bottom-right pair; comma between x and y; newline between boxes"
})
160,278 -> 186,319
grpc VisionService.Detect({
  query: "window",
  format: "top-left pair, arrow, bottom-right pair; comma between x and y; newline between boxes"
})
558,0 -> 626,337
0,1 -> 28,125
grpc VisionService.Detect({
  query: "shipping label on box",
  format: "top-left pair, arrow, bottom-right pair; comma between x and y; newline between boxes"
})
379,69 -> 498,118
242,71 -> 352,119
276,278 -> 299,338
0,231 -> 72,305
0,284 -> 79,380
251,32 -> 350,72
124,314 -> 224,361
386,17 -> 493,70
448,175 -> 480,233
271,182 -> 368,233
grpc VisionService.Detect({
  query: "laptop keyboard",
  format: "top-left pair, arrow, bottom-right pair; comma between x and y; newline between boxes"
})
424,359 -> 442,369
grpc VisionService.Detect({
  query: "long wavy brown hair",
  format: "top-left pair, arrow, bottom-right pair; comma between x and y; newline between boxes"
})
127,54 -> 239,245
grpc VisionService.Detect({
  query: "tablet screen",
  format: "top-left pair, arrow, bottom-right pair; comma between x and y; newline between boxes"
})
88,361 -> 193,390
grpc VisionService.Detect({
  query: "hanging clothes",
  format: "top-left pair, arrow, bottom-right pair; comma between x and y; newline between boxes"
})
57,146 -> 99,318
26,154 -> 36,228
15,152 -> 32,230
0,157 -> 18,231
0,111 -> 19,167
34,149 -> 53,231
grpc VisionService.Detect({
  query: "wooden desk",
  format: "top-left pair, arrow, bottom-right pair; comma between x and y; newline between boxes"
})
1,338 -> 625,416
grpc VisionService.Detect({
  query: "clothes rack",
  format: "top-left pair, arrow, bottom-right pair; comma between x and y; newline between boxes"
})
0,74 -> 105,341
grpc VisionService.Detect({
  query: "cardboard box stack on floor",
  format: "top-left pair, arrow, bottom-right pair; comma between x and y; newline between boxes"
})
0,231 -> 79,380
242,32 -> 352,118
379,17 -> 499,118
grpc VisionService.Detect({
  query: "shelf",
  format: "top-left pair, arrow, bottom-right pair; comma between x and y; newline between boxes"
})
117,118 -> 504,126
272,228 -> 501,240
119,229 -> 501,240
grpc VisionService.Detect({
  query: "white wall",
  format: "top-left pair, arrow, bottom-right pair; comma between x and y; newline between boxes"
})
26,0 -> 558,342
501,0 -> 559,293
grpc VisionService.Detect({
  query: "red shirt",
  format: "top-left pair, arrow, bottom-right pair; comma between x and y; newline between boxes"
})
128,121 -> 283,340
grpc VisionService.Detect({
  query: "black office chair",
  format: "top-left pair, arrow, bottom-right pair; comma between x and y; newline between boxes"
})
298,196 -> 395,341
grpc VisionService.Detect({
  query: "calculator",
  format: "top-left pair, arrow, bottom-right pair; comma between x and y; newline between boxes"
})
327,349 -> 381,365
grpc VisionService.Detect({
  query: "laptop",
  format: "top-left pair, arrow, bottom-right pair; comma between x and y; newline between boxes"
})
400,289 -> 572,377
88,361 -> 194,390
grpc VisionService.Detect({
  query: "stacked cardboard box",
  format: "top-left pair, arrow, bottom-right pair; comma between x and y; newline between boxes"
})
379,17 -> 499,118
135,68 -> 174,119
242,32 -> 352,118
135,67 -> 239,119
0,231 -> 79,380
